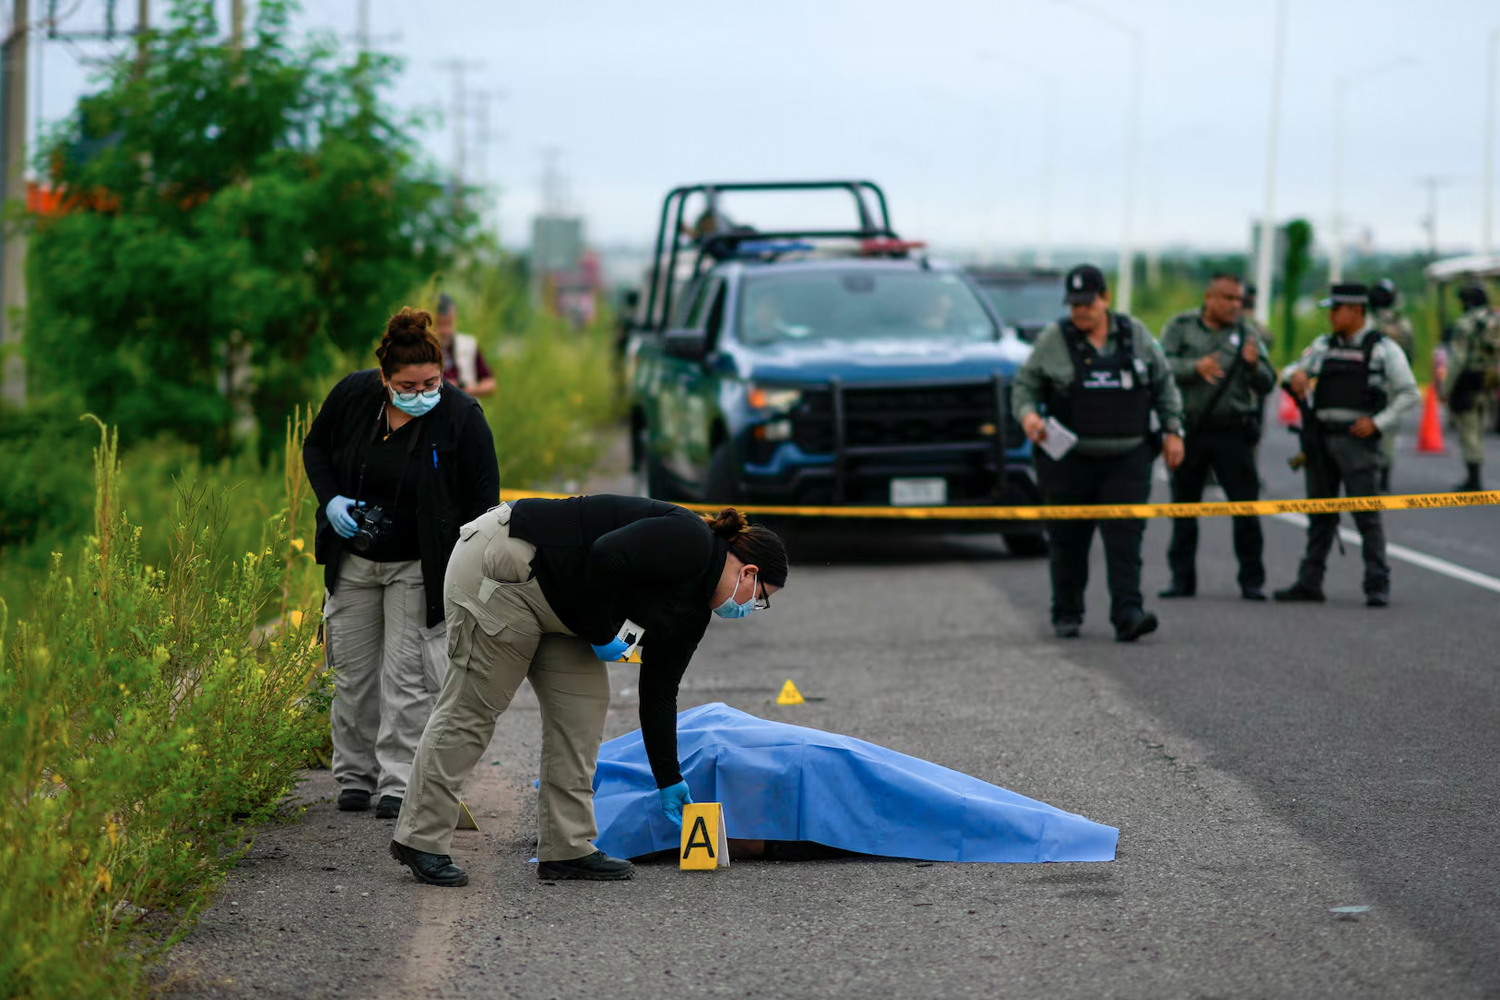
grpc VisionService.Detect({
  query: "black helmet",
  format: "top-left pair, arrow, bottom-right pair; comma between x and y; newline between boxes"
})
1368,279 -> 1398,310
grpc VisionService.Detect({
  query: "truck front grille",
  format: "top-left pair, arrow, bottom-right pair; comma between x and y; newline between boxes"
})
790,382 -> 1024,454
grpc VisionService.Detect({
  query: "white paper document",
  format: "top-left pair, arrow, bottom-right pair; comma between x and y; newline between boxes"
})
1039,417 -> 1078,461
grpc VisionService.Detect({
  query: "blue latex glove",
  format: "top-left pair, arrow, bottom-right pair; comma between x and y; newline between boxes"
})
591,638 -> 630,661
326,495 -> 361,539
658,780 -> 693,827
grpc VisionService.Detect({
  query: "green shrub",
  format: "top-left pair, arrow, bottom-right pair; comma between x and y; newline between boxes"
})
0,420 -> 329,1000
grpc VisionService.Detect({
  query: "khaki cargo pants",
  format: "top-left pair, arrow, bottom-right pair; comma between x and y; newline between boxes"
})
394,504 -> 611,861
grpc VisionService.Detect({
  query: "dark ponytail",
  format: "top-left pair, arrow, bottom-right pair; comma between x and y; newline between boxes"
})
703,507 -> 788,588
376,307 -> 443,376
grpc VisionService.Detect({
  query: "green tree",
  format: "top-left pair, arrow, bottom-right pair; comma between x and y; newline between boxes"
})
24,0 -> 473,459
1279,218 -> 1313,359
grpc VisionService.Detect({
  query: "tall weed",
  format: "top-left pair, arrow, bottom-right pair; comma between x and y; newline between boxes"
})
0,420 -> 330,999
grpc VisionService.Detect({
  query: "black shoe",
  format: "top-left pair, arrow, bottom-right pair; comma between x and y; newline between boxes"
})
375,795 -> 403,819
336,788 -> 371,812
1157,583 -> 1195,599
1114,610 -> 1158,643
1365,592 -> 1389,608
1053,620 -> 1081,639
1241,587 -> 1267,602
536,850 -> 634,881
1273,583 -> 1325,602
389,840 -> 469,887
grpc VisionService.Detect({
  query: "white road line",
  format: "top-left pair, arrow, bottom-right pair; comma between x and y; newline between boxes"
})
1272,512 -> 1500,595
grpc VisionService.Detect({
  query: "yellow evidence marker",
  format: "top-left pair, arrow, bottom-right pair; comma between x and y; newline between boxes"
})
679,803 -> 730,870
456,801 -> 480,831
776,679 -> 805,705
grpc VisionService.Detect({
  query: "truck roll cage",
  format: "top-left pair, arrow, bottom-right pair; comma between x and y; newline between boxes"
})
644,180 -> 895,334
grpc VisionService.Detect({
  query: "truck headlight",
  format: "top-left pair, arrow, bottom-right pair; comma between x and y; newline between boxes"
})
747,386 -> 803,413
754,420 -> 794,442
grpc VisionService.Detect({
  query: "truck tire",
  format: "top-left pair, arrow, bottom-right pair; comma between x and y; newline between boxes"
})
705,442 -> 739,506
1001,531 -> 1048,557
637,423 -> 676,500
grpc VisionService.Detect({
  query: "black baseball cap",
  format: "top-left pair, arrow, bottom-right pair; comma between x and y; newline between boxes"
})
1318,283 -> 1369,307
1064,264 -> 1108,305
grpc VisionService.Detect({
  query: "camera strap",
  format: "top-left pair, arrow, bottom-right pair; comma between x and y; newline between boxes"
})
353,396 -> 423,510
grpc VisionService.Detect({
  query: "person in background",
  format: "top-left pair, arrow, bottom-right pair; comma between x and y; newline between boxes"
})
436,293 -> 496,397
1369,278 -> 1415,492
1013,264 -> 1185,642
303,308 -> 499,819
390,498 -> 788,886
1274,284 -> 1419,607
1442,284 -> 1500,492
1158,274 -> 1277,600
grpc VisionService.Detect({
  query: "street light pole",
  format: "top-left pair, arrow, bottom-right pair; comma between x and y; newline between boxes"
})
1484,27 -> 1497,257
1253,0 -> 1287,329
1117,27 -> 1142,313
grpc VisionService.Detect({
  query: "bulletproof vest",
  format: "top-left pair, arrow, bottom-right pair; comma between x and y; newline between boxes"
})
1049,315 -> 1152,438
1312,331 -> 1386,415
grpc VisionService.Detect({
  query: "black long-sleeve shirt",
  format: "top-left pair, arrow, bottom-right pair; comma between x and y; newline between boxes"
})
303,369 -> 499,627
508,495 -> 726,788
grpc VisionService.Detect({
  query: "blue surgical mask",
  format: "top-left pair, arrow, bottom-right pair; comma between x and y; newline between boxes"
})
390,385 -> 441,417
713,573 -> 758,619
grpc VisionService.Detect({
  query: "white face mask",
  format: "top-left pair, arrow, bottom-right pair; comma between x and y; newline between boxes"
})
713,573 -> 758,619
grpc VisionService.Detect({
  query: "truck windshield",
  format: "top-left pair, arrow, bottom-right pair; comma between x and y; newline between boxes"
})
737,270 -> 998,347
975,280 -> 1064,329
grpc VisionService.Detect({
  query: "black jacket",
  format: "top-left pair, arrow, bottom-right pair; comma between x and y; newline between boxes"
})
509,495 -> 727,787
304,369 -> 499,627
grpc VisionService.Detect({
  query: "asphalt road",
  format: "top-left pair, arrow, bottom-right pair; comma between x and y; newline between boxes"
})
162,413 -> 1500,999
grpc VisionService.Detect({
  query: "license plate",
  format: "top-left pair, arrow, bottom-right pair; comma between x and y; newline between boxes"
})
890,477 -> 947,506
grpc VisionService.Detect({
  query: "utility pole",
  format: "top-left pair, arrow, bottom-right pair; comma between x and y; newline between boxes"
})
1484,27 -> 1497,257
1418,176 -> 1449,259
437,59 -> 482,210
230,0 -> 243,54
135,0 -> 147,73
1,0 -> 30,408
357,0 -> 369,52
1253,0 -> 1287,329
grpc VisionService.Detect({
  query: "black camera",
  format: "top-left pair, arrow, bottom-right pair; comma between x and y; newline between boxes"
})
349,505 -> 391,553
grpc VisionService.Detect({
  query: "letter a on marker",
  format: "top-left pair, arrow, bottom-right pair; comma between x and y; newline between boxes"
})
680,803 -> 730,870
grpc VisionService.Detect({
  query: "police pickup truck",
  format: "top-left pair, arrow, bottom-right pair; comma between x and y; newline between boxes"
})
626,180 -> 1045,554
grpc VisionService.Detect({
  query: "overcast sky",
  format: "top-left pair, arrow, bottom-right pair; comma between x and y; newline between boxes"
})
27,0 -> 1500,258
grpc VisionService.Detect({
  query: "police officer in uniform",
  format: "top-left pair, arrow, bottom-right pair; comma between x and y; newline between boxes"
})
1273,284 -> 1419,607
1158,274 -> 1277,600
1013,264 -> 1185,641
1369,278 -> 1415,491
1442,284 -> 1500,492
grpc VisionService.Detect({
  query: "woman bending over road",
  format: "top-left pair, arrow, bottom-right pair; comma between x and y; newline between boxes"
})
391,497 -> 787,885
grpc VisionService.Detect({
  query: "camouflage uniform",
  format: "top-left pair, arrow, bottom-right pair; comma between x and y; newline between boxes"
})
1443,306 -> 1500,475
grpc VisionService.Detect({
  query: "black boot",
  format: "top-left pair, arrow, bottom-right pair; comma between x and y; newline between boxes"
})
336,788 -> 371,812
1273,582 -> 1325,603
1454,463 -> 1482,492
375,795 -> 403,819
389,841 -> 469,887
537,850 -> 634,881
1114,609 -> 1159,642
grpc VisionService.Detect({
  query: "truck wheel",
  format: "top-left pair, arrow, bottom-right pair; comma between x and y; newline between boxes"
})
705,442 -> 739,505
1002,532 -> 1048,557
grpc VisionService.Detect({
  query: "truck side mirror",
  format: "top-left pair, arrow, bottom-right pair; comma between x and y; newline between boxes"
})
663,328 -> 708,362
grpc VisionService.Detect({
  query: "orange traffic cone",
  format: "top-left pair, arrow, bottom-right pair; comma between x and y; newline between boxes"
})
1416,383 -> 1446,454
1278,391 -> 1301,426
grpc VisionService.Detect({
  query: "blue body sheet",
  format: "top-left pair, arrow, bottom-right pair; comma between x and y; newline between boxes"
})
592,703 -> 1118,863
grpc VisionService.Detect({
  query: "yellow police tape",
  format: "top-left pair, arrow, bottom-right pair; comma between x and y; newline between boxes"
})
498,488 -> 1500,521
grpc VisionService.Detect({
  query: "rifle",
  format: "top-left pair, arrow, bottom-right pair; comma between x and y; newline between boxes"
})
1282,382 -> 1323,471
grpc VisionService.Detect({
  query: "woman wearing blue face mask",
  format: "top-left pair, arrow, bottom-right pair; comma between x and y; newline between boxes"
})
390,498 -> 787,887
303,306 -> 499,822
